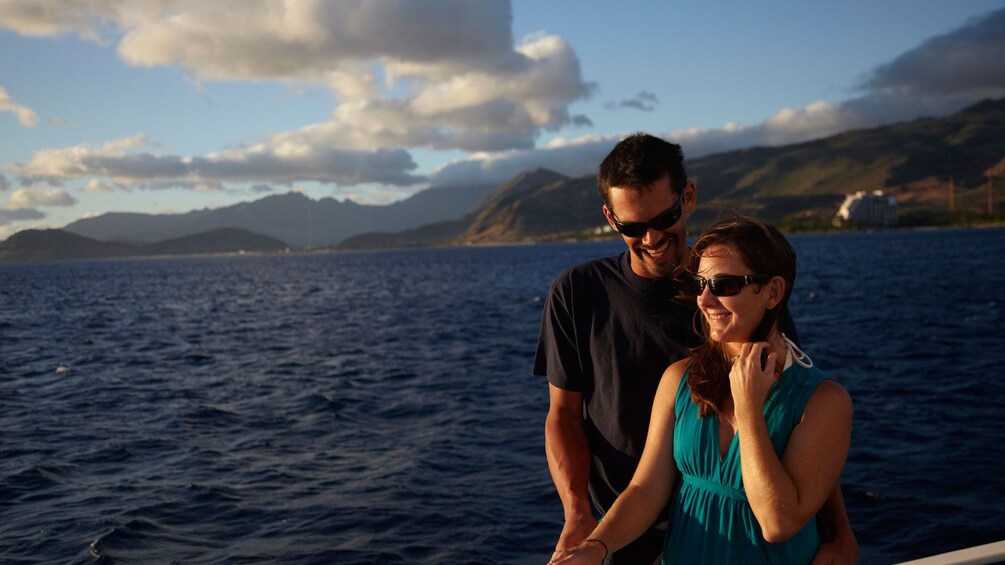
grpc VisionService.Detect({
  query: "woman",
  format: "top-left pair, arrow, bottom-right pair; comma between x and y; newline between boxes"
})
551,216 -> 852,564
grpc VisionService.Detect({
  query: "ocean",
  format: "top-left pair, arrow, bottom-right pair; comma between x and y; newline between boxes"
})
2,227 -> 1003,564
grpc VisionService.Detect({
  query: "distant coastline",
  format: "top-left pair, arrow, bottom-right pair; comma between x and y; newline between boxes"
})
7,221 -> 1005,264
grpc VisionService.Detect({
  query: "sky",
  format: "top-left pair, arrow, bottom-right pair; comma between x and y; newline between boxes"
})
2,0 -> 1005,239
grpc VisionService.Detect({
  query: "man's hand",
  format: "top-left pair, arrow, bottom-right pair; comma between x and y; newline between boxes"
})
551,514 -> 598,561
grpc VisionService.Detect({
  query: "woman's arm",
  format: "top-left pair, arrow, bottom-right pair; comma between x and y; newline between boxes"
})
731,343 -> 853,543
551,358 -> 689,563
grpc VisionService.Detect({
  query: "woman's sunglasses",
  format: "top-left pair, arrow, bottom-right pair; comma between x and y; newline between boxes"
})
683,272 -> 772,297
610,193 -> 683,238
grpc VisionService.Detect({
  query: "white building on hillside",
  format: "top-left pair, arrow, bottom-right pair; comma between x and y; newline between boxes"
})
834,190 -> 899,227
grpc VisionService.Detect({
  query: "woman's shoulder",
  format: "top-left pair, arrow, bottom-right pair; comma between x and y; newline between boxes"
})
802,369 -> 853,420
657,357 -> 693,400
664,357 -> 693,381
812,378 -> 851,406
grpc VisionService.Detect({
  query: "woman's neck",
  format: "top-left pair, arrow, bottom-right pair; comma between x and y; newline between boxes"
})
726,330 -> 787,360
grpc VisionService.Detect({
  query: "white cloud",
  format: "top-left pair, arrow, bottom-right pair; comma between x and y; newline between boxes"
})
83,178 -> 129,192
9,135 -> 147,180
0,0 -> 120,41
434,7 -> 1005,186
0,0 -> 592,155
430,136 -> 616,186
109,0 -> 521,82
0,0 -> 595,194
0,86 -> 38,127
6,186 -> 77,209
8,133 -> 424,187
2,2 -> 1002,198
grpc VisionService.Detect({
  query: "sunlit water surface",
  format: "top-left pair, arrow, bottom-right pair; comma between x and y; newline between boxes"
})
2,227 -> 1003,563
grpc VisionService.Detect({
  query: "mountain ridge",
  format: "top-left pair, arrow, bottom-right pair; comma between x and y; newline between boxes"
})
64,183 -> 496,247
340,97 -> 1005,249
12,98 -> 1005,255
0,227 -> 288,263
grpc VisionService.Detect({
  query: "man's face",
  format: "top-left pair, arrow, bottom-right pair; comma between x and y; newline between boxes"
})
603,175 -> 696,280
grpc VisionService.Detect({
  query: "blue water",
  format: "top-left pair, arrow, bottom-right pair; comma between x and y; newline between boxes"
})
1,228 -> 1003,564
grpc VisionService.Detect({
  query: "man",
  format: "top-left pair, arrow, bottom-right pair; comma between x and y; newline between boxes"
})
534,133 -> 857,563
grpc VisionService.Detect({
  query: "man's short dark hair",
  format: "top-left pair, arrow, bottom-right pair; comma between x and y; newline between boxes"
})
597,133 -> 688,208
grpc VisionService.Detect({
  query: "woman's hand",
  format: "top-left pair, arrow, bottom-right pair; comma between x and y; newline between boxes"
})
729,341 -> 778,416
550,514 -> 597,562
548,538 -> 607,564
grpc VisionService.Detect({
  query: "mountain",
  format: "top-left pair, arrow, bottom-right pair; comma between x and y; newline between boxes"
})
0,229 -> 136,262
461,168 -> 598,243
686,98 -> 1005,225
51,98 -> 1005,252
64,183 -> 496,247
0,228 -> 289,263
143,228 -> 288,255
342,98 -> 1005,248
340,168 -> 604,249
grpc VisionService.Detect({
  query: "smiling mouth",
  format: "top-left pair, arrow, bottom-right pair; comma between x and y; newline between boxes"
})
641,237 -> 673,259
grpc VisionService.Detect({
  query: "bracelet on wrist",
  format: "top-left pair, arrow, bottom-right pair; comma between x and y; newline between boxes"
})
583,538 -> 609,560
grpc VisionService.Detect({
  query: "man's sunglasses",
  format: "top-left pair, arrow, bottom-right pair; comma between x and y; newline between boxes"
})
610,193 -> 683,238
683,272 -> 772,297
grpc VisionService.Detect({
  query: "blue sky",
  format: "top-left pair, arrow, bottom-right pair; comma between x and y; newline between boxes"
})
2,0 -> 1004,238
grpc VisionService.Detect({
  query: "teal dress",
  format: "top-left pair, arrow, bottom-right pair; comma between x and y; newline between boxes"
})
662,361 -> 828,564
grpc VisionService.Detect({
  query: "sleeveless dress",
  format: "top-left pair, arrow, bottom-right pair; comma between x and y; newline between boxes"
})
662,357 -> 829,564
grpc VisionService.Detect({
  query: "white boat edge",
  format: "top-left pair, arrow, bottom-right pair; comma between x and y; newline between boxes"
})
895,540 -> 1005,565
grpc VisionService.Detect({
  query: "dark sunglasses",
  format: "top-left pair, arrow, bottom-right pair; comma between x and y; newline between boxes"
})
610,193 -> 683,238
683,272 -> 772,297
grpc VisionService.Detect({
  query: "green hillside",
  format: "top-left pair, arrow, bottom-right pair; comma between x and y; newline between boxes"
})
342,98 -> 1005,250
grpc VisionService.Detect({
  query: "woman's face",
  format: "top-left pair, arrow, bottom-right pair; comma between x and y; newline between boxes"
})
696,243 -> 777,344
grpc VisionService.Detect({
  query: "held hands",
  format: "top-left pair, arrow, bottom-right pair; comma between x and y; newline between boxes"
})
550,514 -> 597,562
549,538 -> 608,564
729,342 -> 778,416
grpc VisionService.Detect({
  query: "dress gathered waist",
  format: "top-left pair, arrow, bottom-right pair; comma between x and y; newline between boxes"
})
680,473 -> 746,501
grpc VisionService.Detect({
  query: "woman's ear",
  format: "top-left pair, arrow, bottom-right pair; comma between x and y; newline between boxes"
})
764,276 -> 786,309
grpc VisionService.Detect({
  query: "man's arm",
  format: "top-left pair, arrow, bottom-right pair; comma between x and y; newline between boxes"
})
812,483 -> 858,565
550,359 -> 685,565
545,384 -> 596,559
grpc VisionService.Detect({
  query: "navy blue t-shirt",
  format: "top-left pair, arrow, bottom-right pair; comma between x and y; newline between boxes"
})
534,252 -> 701,512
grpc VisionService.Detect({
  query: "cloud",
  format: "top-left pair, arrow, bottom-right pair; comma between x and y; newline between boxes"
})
605,91 -> 660,112
0,207 -> 45,226
83,178 -> 129,192
3,2 -> 1001,199
865,8 -> 1005,98
0,174 -> 9,191
6,186 -> 77,209
8,135 -> 148,181
664,7 -> 1005,156
8,133 -> 425,188
431,134 -> 617,186
0,0 -> 593,154
112,1 -> 520,81
0,86 -> 38,127
436,6 -> 1005,187
0,0 -> 596,199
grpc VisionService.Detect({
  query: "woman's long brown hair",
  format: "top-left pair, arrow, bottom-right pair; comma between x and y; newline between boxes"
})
684,216 -> 796,418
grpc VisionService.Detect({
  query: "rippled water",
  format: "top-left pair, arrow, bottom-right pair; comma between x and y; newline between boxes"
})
1,228 -> 1003,564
